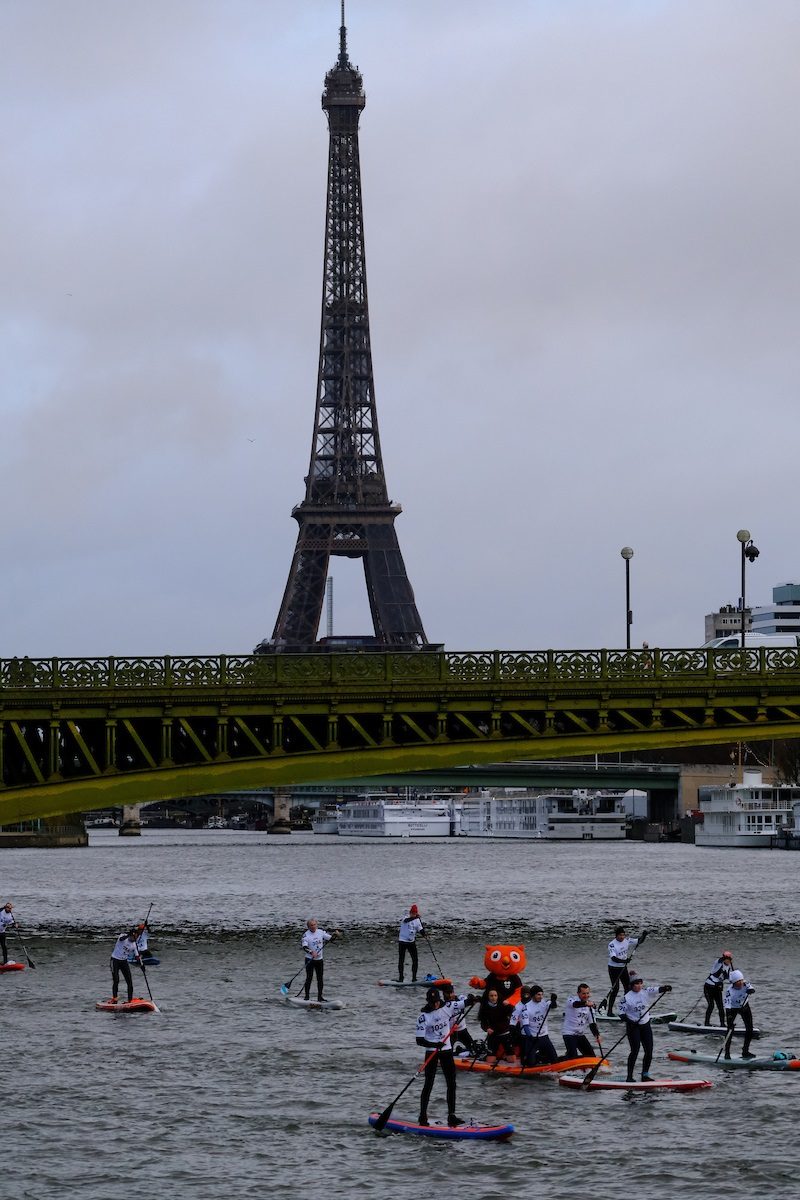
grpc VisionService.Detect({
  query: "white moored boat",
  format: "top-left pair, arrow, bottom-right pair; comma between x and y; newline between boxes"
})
310,806 -> 340,835
695,770 -> 800,848
335,794 -> 463,837
459,788 -> 638,840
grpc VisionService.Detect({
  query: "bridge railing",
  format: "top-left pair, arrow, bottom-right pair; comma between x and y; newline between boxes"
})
0,647 -> 799,691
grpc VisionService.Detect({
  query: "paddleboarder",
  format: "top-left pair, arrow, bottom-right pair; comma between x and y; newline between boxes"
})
478,987 -> 514,1061
514,984 -> 559,1066
562,983 -> 602,1059
723,970 -> 756,1059
0,902 -> 15,965
621,974 -> 672,1082
416,986 -> 467,1126
301,918 -> 341,1002
604,925 -> 648,1016
440,982 -> 475,1053
109,928 -> 139,1004
703,950 -> 733,1027
397,904 -> 423,983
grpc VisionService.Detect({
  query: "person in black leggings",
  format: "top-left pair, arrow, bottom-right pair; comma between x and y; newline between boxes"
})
416,987 -> 463,1126
703,951 -> 733,1027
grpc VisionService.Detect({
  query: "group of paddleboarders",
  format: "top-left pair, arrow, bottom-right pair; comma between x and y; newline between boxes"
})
0,902 -> 16,964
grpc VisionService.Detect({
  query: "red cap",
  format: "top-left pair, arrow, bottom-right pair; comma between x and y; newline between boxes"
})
409,904 -> 419,915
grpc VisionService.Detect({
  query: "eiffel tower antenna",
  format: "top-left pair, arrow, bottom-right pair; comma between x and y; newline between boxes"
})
257,8 -> 429,653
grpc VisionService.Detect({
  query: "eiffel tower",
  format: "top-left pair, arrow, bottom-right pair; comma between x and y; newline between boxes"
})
257,5 -> 428,653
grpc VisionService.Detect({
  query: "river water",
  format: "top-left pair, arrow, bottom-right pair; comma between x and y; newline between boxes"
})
2,830 -> 799,1199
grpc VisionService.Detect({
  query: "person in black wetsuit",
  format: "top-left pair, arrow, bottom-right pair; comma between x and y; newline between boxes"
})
703,950 -> 733,1027
605,925 -> 647,1016
416,986 -> 469,1127
478,988 -> 514,1061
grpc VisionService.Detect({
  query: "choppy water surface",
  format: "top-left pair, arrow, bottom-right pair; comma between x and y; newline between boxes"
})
3,831 -> 800,1199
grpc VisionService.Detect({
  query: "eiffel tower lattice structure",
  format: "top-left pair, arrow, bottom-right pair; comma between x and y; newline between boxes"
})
257,7 -> 429,654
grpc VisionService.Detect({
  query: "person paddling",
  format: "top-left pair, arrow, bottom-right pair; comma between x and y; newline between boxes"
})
514,984 -> 559,1066
703,950 -> 733,1027
301,918 -> 341,1002
440,982 -> 475,1053
0,903 -> 16,965
723,970 -> 756,1060
397,904 -> 423,983
108,928 -> 139,1005
604,925 -> 648,1016
621,974 -> 672,1082
416,986 -> 469,1126
562,983 -> 602,1059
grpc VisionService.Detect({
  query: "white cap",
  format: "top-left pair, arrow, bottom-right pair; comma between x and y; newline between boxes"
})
729,969 -> 745,983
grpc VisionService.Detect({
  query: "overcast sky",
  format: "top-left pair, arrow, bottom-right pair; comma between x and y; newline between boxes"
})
2,1 -> 799,657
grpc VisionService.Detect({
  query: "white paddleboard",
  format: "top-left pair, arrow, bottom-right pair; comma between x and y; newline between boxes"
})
667,1021 -> 762,1039
284,995 -> 345,1010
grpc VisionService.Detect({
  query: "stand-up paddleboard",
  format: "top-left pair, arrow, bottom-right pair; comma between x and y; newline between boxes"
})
0,961 -> 25,973
368,1113 -> 514,1140
95,997 -> 158,1014
454,1055 -> 609,1079
284,995 -> 344,1010
129,956 -> 160,967
597,1011 -> 677,1026
667,1049 -> 800,1071
559,1073 -> 712,1093
667,1021 -> 762,1040
377,975 -> 451,988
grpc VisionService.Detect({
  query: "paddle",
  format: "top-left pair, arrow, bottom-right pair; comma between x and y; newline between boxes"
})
678,994 -> 703,1023
132,903 -> 154,967
132,941 -> 158,1009
372,998 -> 476,1133
287,929 -> 341,999
582,989 -> 666,1087
420,925 -> 446,979
13,923 -> 36,970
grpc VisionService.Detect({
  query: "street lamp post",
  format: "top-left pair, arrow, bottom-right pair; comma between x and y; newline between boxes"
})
736,529 -> 760,645
620,547 -> 634,650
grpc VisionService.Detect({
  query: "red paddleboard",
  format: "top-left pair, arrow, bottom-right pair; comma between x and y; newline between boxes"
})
95,997 -> 158,1014
0,961 -> 25,973
559,1073 -> 712,1093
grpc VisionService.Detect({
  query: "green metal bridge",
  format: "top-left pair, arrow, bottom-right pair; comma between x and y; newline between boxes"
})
2,646 -> 799,824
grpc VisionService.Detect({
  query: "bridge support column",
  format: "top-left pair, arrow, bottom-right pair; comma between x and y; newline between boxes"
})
381,710 -> 394,745
119,804 -> 142,836
161,718 -> 173,766
269,787 -> 291,835
272,715 -> 285,754
105,720 -> 119,772
48,720 -> 62,780
435,711 -> 447,742
216,717 -> 230,758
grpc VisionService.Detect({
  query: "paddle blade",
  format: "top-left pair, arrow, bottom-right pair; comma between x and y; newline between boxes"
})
280,984 -> 289,995
26,957 -> 36,969
372,1101 -> 395,1133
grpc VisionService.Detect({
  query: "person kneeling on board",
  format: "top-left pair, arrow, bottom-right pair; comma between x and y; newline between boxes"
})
621,974 -> 672,1082
478,987 -> 514,1061
416,986 -> 472,1126
301,918 -> 341,1002
724,970 -> 756,1060
703,950 -> 733,1027
0,903 -> 16,965
397,904 -> 423,983
562,983 -> 602,1060
109,929 -> 139,1004
513,985 -> 559,1066
440,982 -> 475,1053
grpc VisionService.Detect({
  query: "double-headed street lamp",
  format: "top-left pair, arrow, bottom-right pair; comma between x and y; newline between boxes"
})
620,546 -> 634,650
736,529 -> 760,645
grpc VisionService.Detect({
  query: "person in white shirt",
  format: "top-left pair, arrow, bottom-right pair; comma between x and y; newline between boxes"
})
109,929 -> 139,1003
723,970 -> 756,1060
415,987 -> 472,1126
512,985 -> 559,1066
622,974 -> 672,1082
397,904 -> 424,982
440,982 -> 475,1053
605,925 -> 647,1016
562,983 -> 602,1059
301,918 -> 341,1001
703,950 -> 733,1027
0,903 -> 16,965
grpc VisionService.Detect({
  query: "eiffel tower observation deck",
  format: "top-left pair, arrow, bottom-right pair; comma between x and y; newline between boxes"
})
257,5 -> 429,654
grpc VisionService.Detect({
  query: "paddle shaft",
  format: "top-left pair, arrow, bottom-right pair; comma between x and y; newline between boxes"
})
583,990 -> 666,1087
420,925 -> 446,979
13,923 -> 35,969
373,999 -> 475,1132
679,993 -> 704,1023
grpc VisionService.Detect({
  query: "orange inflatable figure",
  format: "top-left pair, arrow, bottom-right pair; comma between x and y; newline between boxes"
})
469,945 -> 526,1007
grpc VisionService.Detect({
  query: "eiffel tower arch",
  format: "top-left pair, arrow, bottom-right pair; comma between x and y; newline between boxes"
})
256,8 -> 429,653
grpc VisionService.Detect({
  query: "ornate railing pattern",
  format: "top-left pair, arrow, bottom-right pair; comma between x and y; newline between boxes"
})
1,646 -> 799,691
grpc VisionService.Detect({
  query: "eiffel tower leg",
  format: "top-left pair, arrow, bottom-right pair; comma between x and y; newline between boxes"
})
363,525 -> 427,647
271,528 -> 330,649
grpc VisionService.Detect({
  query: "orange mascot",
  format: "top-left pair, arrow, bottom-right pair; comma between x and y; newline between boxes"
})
469,944 -> 526,1007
